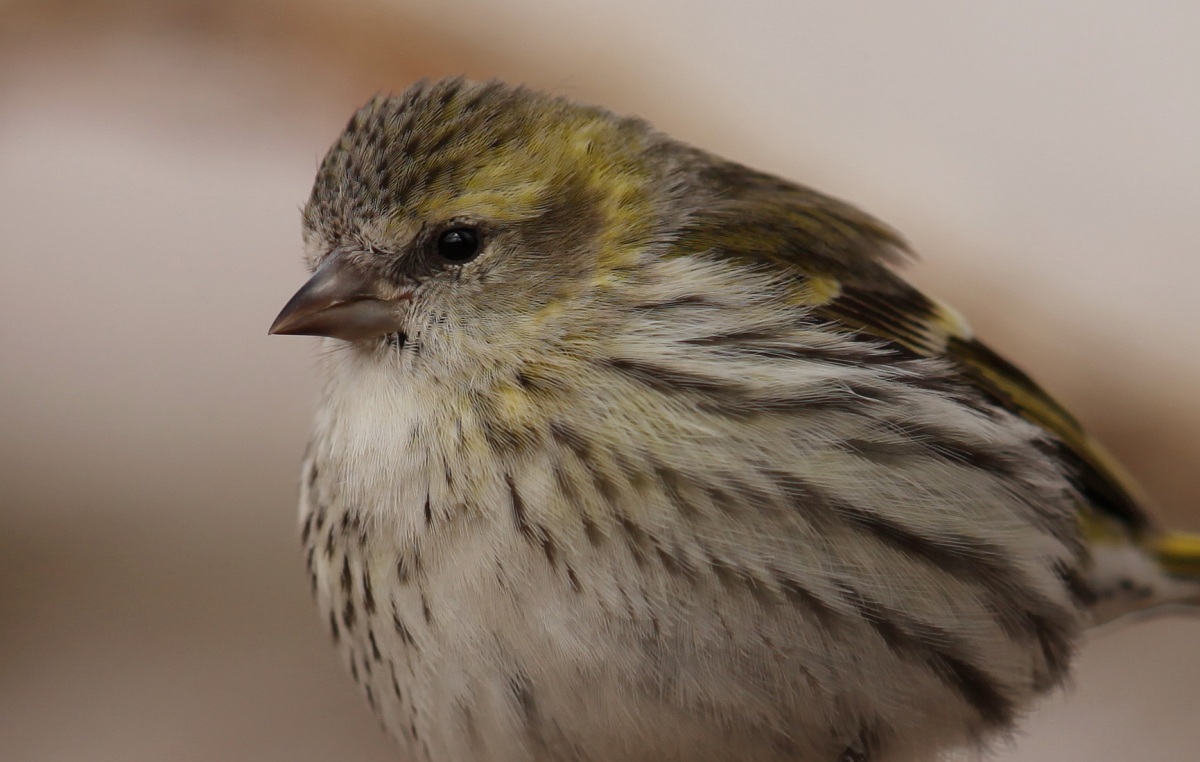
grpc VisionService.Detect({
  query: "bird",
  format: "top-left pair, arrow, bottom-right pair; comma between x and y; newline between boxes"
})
270,77 -> 1200,762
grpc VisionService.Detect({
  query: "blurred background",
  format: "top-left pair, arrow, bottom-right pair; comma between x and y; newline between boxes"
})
2,1 -> 1198,760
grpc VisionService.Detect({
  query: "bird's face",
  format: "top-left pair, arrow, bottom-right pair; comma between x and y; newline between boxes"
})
271,80 -> 669,384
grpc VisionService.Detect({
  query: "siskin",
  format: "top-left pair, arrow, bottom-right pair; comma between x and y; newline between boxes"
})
271,78 -> 1200,762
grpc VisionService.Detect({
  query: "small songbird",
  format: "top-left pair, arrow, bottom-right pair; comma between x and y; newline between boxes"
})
271,78 -> 1200,762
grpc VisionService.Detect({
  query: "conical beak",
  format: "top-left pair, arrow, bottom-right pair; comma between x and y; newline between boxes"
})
269,252 -> 411,341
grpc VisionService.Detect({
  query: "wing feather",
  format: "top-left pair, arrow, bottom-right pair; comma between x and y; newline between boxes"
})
681,160 -> 1154,537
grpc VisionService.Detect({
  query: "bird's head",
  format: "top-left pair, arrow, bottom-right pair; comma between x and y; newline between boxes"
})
271,79 -> 692,385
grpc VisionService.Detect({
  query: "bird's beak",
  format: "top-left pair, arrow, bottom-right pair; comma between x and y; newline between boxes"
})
269,251 -> 411,340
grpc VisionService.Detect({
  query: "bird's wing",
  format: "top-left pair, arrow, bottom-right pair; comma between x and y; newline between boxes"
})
812,273 -> 1153,538
680,161 -> 1154,538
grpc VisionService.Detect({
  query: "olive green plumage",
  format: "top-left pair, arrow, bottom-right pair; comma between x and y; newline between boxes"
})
274,78 -> 1200,762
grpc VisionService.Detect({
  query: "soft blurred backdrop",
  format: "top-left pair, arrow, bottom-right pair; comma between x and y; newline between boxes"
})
2,1 -> 1198,760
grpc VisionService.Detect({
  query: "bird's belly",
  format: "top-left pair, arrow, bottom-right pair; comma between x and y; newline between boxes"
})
301,496 -> 1016,762
298,418 -> 1080,762
308,530 -> 857,762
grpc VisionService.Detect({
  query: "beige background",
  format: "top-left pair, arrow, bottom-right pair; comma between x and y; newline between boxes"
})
2,1 -> 1198,760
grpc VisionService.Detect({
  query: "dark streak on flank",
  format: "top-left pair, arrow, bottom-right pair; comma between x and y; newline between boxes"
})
602,356 -> 731,395
390,662 -> 403,699
540,534 -> 559,568
615,514 -> 650,568
837,582 -> 1014,728
341,556 -> 353,595
362,565 -> 376,615
768,565 -> 838,629
329,609 -> 341,644
305,548 -> 317,594
654,542 -> 691,579
550,422 -> 624,512
509,673 -> 536,720
581,514 -> 604,546
396,554 -> 414,583
837,436 -> 918,463
653,462 -> 700,520
549,420 -> 592,461
680,328 -> 777,347
592,468 -> 622,507
846,502 -> 1072,675
648,610 -> 662,639
551,461 -> 580,504
421,592 -> 433,625
889,420 -> 1021,477
506,473 -> 560,567
566,565 -> 582,592
688,375 -> 897,416
612,584 -> 634,622
553,461 -> 604,546
507,473 -> 535,540
514,666 -> 579,753
772,467 -> 1075,682
507,671 -> 549,753
459,702 -> 482,751
682,328 -> 901,368
392,605 -> 416,647
301,512 -> 314,545
483,417 -> 531,458
706,552 -> 774,608
631,293 -> 720,311
617,514 -> 649,551
702,482 -> 744,517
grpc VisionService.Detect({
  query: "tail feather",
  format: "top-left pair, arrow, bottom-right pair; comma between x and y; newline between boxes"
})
1085,533 -> 1200,626
1153,532 -> 1200,585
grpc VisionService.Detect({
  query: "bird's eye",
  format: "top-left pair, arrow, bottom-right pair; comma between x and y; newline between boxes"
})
436,227 -> 482,263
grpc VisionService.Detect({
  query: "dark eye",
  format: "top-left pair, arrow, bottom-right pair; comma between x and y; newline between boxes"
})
436,227 -> 481,263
